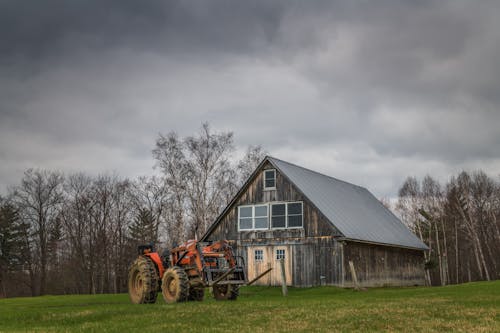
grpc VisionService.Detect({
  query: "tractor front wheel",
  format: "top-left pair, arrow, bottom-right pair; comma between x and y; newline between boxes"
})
162,266 -> 189,303
213,284 -> 239,301
128,256 -> 159,304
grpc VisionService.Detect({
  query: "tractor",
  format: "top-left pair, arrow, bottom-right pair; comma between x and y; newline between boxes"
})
128,239 -> 247,303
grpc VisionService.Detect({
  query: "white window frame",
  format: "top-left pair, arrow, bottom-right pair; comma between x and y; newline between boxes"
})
238,201 -> 303,231
263,169 -> 276,190
286,202 -> 304,229
270,203 -> 287,229
238,204 -> 269,231
238,205 -> 254,231
253,204 -> 269,230
270,201 -> 303,230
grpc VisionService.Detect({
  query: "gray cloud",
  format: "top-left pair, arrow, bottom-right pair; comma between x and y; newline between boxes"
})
1,0 -> 500,197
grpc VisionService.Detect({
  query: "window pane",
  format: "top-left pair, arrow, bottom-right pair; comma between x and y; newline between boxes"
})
272,216 -> 286,228
239,218 -> 252,230
264,170 -> 275,188
288,215 -> 302,228
276,249 -> 285,260
255,205 -> 268,217
265,178 -> 275,188
255,217 -> 268,229
265,170 -> 275,179
239,206 -> 252,218
255,250 -> 263,261
271,204 -> 285,216
288,202 -> 302,215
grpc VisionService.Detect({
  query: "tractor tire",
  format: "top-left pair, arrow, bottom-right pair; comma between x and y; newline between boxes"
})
213,284 -> 239,301
128,256 -> 159,304
188,278 -> 205,301
162,266 -> 189,303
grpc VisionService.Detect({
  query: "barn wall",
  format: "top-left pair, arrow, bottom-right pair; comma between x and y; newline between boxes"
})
234,236 -> 343,287
291,237 -> 344,287
342,241 -> 425,287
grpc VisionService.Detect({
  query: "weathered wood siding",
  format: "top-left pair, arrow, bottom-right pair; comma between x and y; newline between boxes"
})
238,236 -> 343,287
291,237 -> 343,287
342,241 -> 425,287
206,162 -> 341,242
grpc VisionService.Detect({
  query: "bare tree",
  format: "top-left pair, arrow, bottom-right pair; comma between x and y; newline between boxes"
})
153,123 -> 236,240
396,176 -> 432,285
237,145 -> 267,186
12,169 -> 64,295
153,131 -> 188,246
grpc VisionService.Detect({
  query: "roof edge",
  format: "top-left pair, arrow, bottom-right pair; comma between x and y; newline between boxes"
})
338,237 -> 429,251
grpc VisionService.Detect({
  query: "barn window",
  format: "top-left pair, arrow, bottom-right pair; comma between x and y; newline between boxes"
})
271,203 -> 286,228
287,202 -> 303,228
239,205 -> 268,230
254,205 -> 268,229
238,201 -> 303,231
276,249 -> 285,260
264,169 -> 276,189
254,249 -> 264,262
238,206 -> 253,230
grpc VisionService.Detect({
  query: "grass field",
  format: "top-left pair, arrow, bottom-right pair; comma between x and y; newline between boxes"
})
0,281 -> 499,333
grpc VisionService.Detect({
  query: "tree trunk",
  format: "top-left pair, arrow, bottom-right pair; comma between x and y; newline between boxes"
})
454,218 -> 459,284
472,229 -> 490,281
0,273 -> 6,298
440,219 -> 449,285
471,238 -> 484,280
434,221 -> 444,286
415,220 -> 432,286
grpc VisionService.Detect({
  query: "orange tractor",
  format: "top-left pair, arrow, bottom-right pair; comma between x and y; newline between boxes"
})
128,239 -> 247,303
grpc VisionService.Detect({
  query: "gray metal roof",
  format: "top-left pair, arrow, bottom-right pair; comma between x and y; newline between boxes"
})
268,157 -> 428,250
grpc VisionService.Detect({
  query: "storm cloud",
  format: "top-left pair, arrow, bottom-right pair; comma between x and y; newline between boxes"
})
1,0 -> 500,197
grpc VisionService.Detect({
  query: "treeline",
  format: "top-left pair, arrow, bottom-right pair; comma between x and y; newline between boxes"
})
396,171 -> 500,286
2,123 -> 498,297
0,124 -> 265,297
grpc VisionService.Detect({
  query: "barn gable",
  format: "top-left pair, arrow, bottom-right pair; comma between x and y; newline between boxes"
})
203,159 -> 341,242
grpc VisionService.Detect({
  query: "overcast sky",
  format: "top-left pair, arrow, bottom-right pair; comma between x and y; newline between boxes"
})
1,0 -> 500,198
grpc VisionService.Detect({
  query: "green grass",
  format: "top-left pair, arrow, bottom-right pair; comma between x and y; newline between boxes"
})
0,281 -> 499,332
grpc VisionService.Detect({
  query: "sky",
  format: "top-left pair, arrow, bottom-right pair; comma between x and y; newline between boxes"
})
1,0 -> 500,199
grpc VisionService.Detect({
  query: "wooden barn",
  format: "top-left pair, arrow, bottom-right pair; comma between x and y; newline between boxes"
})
201,156 -> 428,287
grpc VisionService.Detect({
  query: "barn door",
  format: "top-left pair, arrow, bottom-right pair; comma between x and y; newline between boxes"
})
247,246 -> 292,286
247,246 -> 271,285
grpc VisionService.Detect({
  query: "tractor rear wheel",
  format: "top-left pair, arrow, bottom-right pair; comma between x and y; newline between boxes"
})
162,266 -> 189,303
128,256 -> 159,304
213,284 -> 239,301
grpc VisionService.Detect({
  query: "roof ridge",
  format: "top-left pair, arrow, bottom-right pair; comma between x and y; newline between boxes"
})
267,156 -> 366,190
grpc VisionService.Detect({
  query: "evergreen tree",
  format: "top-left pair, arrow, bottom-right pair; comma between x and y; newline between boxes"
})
0,200 -> 27,296
128,208 -> 156,246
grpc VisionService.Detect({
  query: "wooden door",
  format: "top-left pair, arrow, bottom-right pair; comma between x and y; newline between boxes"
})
247,246 -> 292,286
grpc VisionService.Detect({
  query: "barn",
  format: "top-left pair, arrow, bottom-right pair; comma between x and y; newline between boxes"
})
202,156 -> 428,287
